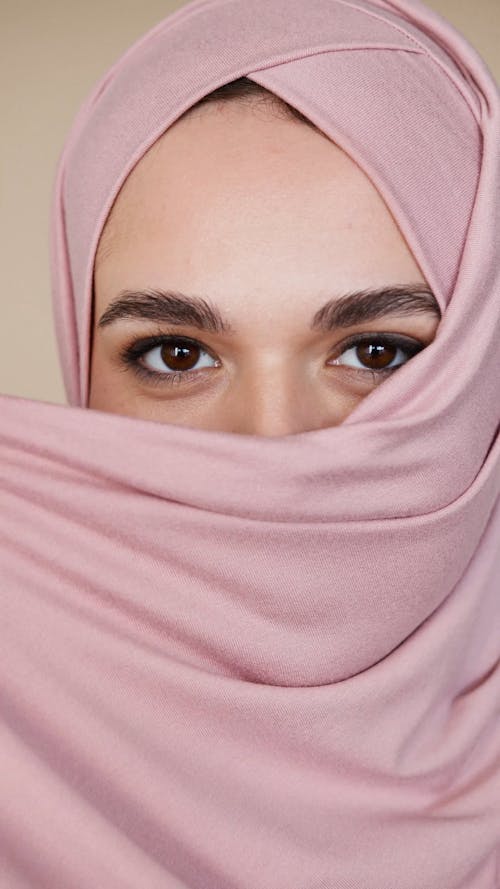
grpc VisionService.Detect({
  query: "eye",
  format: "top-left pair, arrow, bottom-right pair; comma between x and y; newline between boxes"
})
119,335 -> 219,387
328,332 -> 424,375
119,330 -> 426,389
141,338 -> 216,374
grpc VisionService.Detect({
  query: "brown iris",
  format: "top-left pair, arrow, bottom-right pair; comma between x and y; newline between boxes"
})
159,339 -> 399,373
160,341 -> 201,371
356,342 -> 397,369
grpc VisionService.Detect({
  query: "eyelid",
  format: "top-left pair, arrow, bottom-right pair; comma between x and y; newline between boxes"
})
117,332 -> 220,388
124,331 -> 213,350
119,332 -> 219,364
328,330 -> 426,357
121,328 -> 426,356
118,329 -> 426,386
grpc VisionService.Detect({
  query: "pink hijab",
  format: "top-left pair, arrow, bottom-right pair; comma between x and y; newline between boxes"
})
1,1 -> 499,886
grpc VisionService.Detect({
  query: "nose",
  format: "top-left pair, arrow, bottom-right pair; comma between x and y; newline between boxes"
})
222,367 -> 344,437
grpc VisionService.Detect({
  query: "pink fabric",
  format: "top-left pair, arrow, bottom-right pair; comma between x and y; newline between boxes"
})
1,0 -> 499,886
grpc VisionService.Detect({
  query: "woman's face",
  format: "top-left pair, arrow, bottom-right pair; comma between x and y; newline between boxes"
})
89,101 -> 440,436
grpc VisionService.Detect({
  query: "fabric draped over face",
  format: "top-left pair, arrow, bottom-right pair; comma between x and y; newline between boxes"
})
1,1 -> 499,887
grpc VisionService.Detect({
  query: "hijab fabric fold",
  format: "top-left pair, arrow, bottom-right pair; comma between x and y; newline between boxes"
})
1,1 -> 499,886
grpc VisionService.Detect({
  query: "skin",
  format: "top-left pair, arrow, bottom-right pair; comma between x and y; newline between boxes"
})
89,101 -> 440,436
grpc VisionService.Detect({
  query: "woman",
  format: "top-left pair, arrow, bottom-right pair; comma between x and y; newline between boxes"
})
88,77 -> 442,433
1,0 -> 499,887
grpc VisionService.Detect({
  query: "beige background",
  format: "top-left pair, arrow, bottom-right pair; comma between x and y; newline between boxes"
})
1,1 -> 499,404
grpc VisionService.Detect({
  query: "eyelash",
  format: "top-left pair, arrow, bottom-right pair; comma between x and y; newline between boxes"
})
118,332 -> 425,388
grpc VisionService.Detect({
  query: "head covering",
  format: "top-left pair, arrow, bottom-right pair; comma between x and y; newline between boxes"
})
1,0 -> 499,886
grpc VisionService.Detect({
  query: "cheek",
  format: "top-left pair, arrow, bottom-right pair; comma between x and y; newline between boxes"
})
87,341 -> 110,409
87,323 -> 128,413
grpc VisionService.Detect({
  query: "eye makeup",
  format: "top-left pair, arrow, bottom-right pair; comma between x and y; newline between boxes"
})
116,329 -> 427,389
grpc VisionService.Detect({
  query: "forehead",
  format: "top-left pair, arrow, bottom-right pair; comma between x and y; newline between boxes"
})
94,104 -> 424,316
98,104 -> 391,245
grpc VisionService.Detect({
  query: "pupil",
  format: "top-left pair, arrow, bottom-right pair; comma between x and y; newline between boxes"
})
161,342 -> 200,371
158,340 -> 397,373
357,342 -> 396,369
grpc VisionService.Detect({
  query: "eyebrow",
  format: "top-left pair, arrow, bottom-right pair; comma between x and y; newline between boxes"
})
97,284 -> 441,333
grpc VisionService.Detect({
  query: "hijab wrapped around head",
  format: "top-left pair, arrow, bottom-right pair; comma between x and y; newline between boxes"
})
1,1 -> 499,886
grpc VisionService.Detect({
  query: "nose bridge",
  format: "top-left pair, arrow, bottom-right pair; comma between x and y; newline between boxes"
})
226,358 -> 327,437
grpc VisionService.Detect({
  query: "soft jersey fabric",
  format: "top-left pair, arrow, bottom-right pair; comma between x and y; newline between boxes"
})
1,0 -> 499,886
